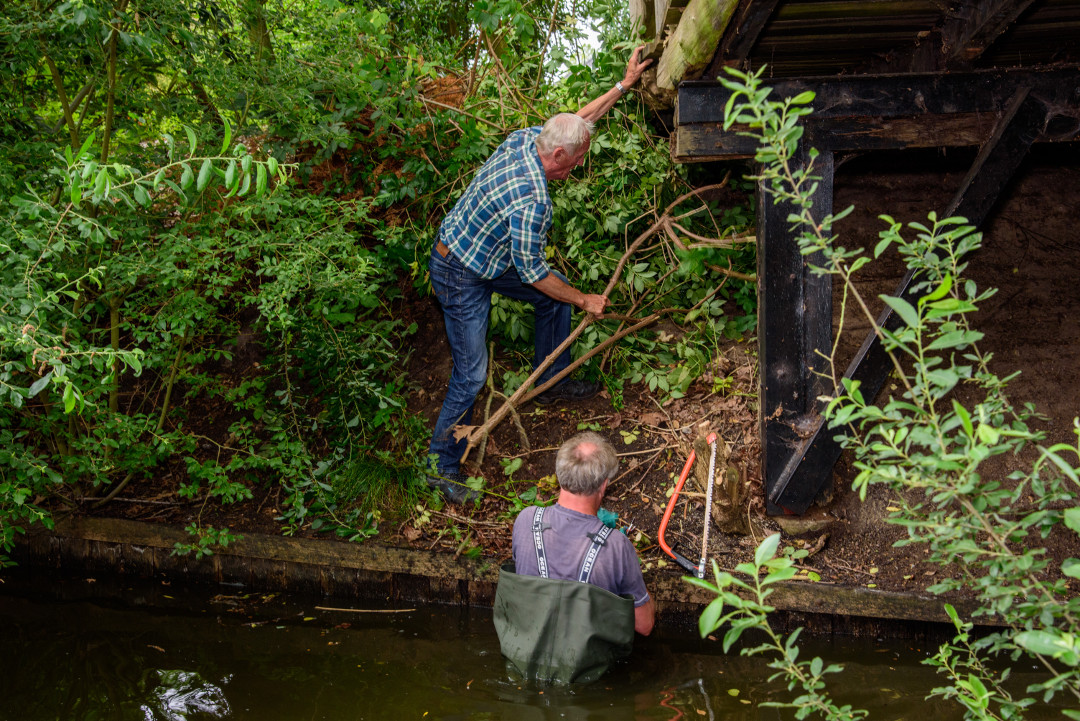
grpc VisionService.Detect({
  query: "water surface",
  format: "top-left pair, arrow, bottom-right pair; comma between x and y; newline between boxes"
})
0,576 -> 1059,720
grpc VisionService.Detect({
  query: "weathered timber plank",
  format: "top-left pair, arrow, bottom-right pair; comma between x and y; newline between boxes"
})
153,545 -> 184,578
630,0 -> 656,41
42,533 -> 64,570
678,68 -> 1079,124
674,114 -> 1002,160
656,0 -> 741,90
634,567 -> 980,624
758,145 -> 834,515
946,89 -> 1044,216
284,560 -> 325,596
770,1 -> 941,20
17,517 -> 986,626
716,0 -> 781,65
644,38 -> 665,62
654,0 -> 672,37
68,537 -> 94,573
865,0 -> 1040,72
192,553 -> 222,585
810,114 -> 1001,150
662,4 -> 685,30
663,0 -> 691,20
215,552 -> 256,587
947,0 -> 1040,63
45,517 -> 500,582
674,67 -> 1080,160
673,122 -> 759,159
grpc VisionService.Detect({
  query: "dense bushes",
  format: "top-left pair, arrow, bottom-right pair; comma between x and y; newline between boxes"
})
0,0 -> 756,561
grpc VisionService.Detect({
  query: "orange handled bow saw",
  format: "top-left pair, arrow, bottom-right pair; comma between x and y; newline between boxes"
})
658,433 -> 718,579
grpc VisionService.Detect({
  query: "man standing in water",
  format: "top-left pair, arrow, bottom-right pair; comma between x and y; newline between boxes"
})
493,431 -> 654,683
426,48 -> 653,503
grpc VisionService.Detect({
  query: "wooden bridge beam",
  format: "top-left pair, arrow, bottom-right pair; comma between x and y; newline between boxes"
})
675,67 -> 1080,161
757,146 -> 833,515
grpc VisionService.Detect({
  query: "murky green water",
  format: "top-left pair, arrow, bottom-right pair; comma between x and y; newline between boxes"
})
0,576 -> 1062,720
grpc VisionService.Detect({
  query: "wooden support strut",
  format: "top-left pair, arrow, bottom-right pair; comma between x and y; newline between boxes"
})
946,0 -> 1041,65
768,87 -> 1048,514
672,68 -> 1078,514
862,0 -> 1041,73
708,0 -> 781,74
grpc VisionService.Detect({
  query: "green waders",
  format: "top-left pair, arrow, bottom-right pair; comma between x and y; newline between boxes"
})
493,506 -> 635,684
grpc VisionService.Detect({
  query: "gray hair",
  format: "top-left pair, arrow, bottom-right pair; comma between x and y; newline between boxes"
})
535,113 -> 594,156
555,431 -> 619,496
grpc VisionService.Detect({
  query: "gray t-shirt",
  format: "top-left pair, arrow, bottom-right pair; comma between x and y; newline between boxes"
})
511,504 -> 651,607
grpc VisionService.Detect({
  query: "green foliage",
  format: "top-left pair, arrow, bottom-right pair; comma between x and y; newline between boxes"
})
0,0 -> 434,561
690,534 -> 867,721
0,0 -> 755,566
706,64 -> 1080,718
172,524 -> 242,560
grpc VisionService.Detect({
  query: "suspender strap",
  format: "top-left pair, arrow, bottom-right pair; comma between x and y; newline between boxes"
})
532,505 -> 612,584
577,524 -> 614,584
531,506 -> 549,579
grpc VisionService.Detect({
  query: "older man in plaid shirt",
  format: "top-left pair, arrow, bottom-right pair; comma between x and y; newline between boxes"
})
426,47 -> 652,504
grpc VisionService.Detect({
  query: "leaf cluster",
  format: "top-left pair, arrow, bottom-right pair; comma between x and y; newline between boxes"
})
0,0 -> 759,561
713,64 -> 1080,717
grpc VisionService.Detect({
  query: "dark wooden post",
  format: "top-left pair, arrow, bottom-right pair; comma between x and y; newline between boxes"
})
676,69 -> 1077,515
767,87 -> 1048,514
757,146 -> 834,515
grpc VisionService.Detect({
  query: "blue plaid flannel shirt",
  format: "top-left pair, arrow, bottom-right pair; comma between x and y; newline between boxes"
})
439,127 -> 553,284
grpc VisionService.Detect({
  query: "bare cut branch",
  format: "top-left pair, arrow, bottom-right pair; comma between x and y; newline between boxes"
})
418,95 -> 506,131
455,182 -> 735,464
671,221 -> 756,248
477,341 -> 528,466
705,260 -> 756,283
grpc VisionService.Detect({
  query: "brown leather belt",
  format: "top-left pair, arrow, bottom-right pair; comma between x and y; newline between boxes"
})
435,239 -> 450,258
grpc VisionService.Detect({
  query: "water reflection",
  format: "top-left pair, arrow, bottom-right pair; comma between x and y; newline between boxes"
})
144,670 -> 230,720
0,579 -> 1062,721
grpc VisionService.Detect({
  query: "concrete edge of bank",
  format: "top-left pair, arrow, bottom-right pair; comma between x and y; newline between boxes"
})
10,517 -> 980,637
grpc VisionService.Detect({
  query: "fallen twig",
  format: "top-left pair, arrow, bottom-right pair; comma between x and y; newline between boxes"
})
80,497 -> 189,506
618,444 -> 674,458
418,95 -> 505,130
432,509 -> 507,528
315,606 -> 416,613
705,260 -> 756,283
619,446 -> 667,494
822,559 -> 873,577
477,342 -> 529,466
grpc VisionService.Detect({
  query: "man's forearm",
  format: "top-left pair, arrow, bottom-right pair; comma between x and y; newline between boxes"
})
576,86 -> 624,125
531,273 -> 585,306
531,273 -> 609,315
635,597 -> 656,636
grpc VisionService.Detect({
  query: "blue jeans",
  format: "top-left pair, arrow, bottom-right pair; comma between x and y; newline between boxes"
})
428,244 -> 571,475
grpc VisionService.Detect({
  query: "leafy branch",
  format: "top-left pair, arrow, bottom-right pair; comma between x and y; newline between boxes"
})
712,64 -> 1080,716
456,182 -> 739,463
690,533 -> 867,721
